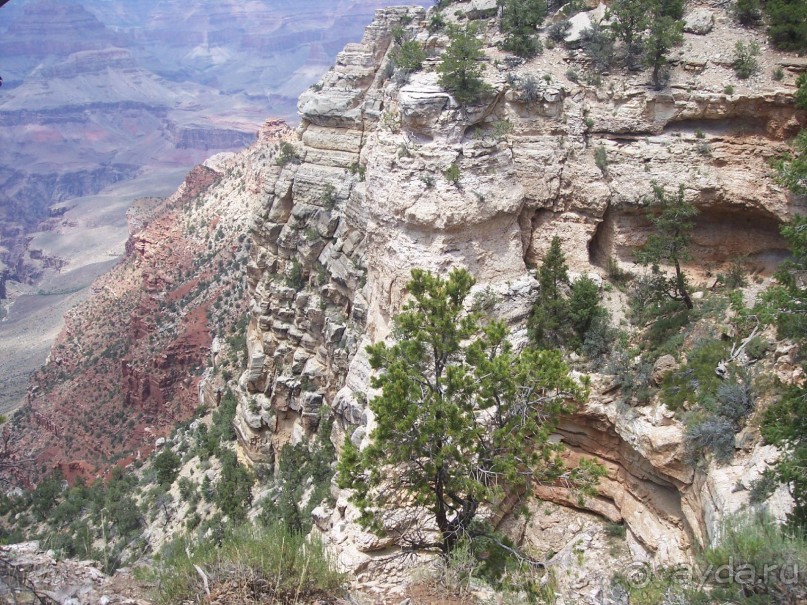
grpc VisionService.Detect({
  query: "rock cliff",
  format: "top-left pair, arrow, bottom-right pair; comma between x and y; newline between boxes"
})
234,0 -> 805,596
5,1 -> 807,602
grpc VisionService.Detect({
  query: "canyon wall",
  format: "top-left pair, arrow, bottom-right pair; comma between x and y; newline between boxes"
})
235,1 -> 805,595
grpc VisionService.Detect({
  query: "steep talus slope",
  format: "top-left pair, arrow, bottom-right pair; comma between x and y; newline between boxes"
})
234,0 -> 806,591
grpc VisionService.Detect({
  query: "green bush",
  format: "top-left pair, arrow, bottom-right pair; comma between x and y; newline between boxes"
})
260,417 -> 335,534
661,338 -> 728,410
580,23 -> 615,72
732,40 -> 761,79
594,145 -> 608,175
149,523 -> 346,605
765,0 -> 807,51
548,20 -> 572,43
733,0 -> 762,26
569,275 -> 605,345
390,39 -> 427,75
153,449 -> 181,487
443,163 -> 461,185
745,335 -> 770,359
702,511 -> 807,603
214,450 -> 254,522
275,142 -> 300,167
796,73 -> 807,110
500,0 -> 547,57
286,259 -> 305,290
437,25 -> 491,105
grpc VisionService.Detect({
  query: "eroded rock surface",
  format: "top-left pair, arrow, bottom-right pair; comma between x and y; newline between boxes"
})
234,1 -> 805,595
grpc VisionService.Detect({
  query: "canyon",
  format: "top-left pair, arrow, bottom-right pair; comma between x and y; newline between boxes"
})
2,0 -> 807,602
0,0 -> 430,413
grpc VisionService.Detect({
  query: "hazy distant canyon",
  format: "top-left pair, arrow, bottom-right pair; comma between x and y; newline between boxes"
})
0,0 -> 430,412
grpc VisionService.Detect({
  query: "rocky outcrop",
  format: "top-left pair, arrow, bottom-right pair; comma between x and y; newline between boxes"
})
0,542 -> 147,605
234,1 -> 806,592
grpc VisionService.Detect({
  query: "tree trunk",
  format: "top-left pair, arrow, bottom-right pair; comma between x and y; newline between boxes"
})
675,259 -> 693,309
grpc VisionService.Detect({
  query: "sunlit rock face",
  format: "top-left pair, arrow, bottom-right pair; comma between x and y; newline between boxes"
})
233,2 -> 804,594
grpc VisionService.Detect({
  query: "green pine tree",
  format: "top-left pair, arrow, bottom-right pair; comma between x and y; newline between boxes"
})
758,216 -> 807,529
437,25 -> 491,105
608,0 -> 650,68
529,236 -> 573,348
635,183 -> 697,310
765,0 -> 807,51
338,268 -> 604,554
499,0 -> 546,57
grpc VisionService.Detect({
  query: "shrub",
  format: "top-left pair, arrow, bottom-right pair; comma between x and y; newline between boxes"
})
765,0 -> 807,51
774,129 -> 807,195
275,142 -> 300,167
285,259 -> 305,290
702,511 -> 807,603
516,74 -> 541,102
661,338 -> 727,410
733,0 -> 762,26
733,40 -> 761,79
796,72 -> 807,110
594,145 -> 608,175
684,415 -> 736,464
569,275 -> 605,345
390,39 -> 427,75
582,314 -> 619,362
429,11 -> 446,32
501,30 -> 544,57
153,449 -> 181,487
443,163 -> 461,185
719,257 -> 748,289
724,84 -> 736,94
348,161 -> 366,181
580,23 -> 616,72
149,523 -> 345,605
716,376 -> 755,424
500,0 -> 547,57
745,335 -> 770,359
773,66 -> 785,81
607,256 -> 633,286
214,450 -> 254,522
548,19 -> 572,43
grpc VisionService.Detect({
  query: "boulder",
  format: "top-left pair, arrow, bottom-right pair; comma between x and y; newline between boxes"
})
468,0 -> 498,19
684,10 -> 714,35
652,354 -> 679,386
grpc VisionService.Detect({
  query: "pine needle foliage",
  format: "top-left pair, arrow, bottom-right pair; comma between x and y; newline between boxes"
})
338,268 -> 603,554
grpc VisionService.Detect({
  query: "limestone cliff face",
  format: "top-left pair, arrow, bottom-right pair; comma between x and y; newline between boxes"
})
237,1 -> 806,594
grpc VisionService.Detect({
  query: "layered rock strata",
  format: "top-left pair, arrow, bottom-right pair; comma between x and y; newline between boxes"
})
236,1 -> 806,590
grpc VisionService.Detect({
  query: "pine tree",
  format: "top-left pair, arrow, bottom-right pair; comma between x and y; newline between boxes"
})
635,183 -> 697,310
499,0 -> 546,57
643,6 -> 684,90
338,268 -> 603,554
437,25 -> 490,104
757,217 -> 807,529
765,0 -> 807,51
529,236 -> 573,348
608,0 -> 650,68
